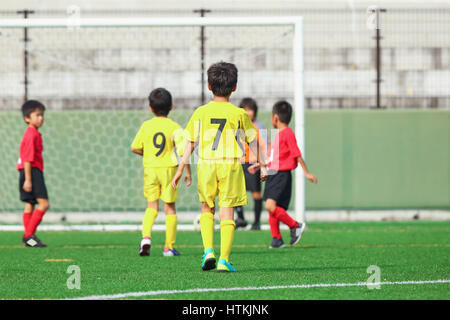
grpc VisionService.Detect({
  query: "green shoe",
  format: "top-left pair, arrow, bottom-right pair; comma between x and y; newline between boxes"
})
201,248 -> 216,271
217,259 -> 237,273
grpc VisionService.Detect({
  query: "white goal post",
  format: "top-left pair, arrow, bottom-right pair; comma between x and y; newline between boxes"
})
0,16 -> 306,223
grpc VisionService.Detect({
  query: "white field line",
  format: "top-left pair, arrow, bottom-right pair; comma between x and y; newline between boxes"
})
67,279 -> 450,300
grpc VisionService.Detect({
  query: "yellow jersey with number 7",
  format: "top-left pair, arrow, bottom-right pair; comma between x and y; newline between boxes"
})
131,117 -> 184,168
185,101 -> 257,160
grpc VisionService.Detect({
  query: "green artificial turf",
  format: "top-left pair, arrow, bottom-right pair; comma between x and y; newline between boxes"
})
0,221 -> 449,300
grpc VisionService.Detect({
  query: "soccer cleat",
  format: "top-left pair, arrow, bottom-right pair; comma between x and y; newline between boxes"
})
250,222 -> 261,231
163,247 -> 181,257
24,235 -> 47,247
290,222 -> 306,246
201,248 -> 216,271
217,259 -> 237,273
269,237 -> 286,249
235,217 -> 248,229
139,238 -> 151,256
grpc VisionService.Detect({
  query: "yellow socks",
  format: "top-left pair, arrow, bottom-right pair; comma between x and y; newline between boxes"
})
200,212 -> 215,251
199,213 -> 236,262
165,214 -> 177,249
142,208 -> 158,238
219,220 -> 236,262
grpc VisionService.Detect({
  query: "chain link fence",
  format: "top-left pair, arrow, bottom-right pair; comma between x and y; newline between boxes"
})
1,6 -> 449,110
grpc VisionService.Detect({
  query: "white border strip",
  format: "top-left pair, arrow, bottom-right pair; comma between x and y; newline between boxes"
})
0,224 -> 284,232
0,210 -> 449,225
67,279 -> 450,300
0,16 -> 302,28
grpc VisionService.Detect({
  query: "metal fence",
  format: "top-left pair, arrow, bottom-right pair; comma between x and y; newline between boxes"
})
0,6 -> 449,110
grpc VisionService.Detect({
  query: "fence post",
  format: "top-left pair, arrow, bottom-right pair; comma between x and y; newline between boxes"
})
193,8 -> 211,105
17,9 -> 34,104
369,7 -> 386,109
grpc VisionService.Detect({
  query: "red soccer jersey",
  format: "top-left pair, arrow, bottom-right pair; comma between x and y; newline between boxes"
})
17,126 -> 44,172
268,127 -> 302,171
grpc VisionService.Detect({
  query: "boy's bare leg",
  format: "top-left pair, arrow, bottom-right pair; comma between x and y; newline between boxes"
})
36,198 -> 49,212
24,203 -> 34,213
252,191 -> 262,200
219,207 -> 234,221
148,200 -> 158,211
265,198 -> 277,213
201,202 -> 215,214
164,202 -> 176,215
164,202 -> 178,252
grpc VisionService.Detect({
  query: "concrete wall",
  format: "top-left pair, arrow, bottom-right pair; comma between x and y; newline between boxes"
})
0,1 -> 449,109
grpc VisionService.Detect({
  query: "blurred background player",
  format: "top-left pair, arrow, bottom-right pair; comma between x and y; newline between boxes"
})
235,97 -> 268,230
131,88 -> 191,257
171,62 -> 268,272
17,100 -> 49,247
249,100 -> 317,248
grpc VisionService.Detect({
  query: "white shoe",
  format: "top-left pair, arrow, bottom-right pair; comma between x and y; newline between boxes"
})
163,248 -> 180,257
139,238 -> 151,256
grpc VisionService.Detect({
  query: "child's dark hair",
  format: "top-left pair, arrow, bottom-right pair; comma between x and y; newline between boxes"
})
207,62 -> 238,97
149,88 -> 172,116
239,97 -> 258,118
272,100 -> 293,124
21,100 -> 46,118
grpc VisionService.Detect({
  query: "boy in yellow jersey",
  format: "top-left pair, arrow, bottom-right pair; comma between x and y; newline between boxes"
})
131,88 -> 191,257
171,62 -> 267,272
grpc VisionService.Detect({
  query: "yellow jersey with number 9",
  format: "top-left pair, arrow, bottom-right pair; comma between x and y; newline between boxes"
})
131,117 -> 184,168
185,101 -> 257,160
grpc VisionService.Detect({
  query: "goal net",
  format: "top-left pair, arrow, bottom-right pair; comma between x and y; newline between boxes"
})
0,17 -> 305,223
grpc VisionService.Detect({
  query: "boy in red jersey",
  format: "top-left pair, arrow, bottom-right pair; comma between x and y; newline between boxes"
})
17,100 -> 49,247
249,101 -> 317,248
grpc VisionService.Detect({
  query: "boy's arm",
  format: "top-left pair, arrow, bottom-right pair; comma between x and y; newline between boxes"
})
131,124 -> 145,156
248,138 -> 268,181
184,163 -> 192,187
23,162 -> 32,192
242,113 -> 268,181
171,141 -> 195,189
131,147 -> 143,156
297,156 -> 318,184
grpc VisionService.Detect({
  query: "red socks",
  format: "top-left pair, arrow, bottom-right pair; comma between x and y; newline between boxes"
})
268,213 -> 281,239
24,209 -> 46,238
22,212 -> 32,235
269,206 -> 299,239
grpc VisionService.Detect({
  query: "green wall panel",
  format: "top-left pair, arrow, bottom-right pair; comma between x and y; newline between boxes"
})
0,109 -> 448,212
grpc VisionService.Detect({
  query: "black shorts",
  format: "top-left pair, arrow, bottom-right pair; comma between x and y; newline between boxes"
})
263,170 -> 292,210
242,163 -> 261,193
19,167 -> 48,205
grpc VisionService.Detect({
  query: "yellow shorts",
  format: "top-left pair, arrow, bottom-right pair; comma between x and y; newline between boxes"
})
197,160 -> 248,208
143,166 -> 178,203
